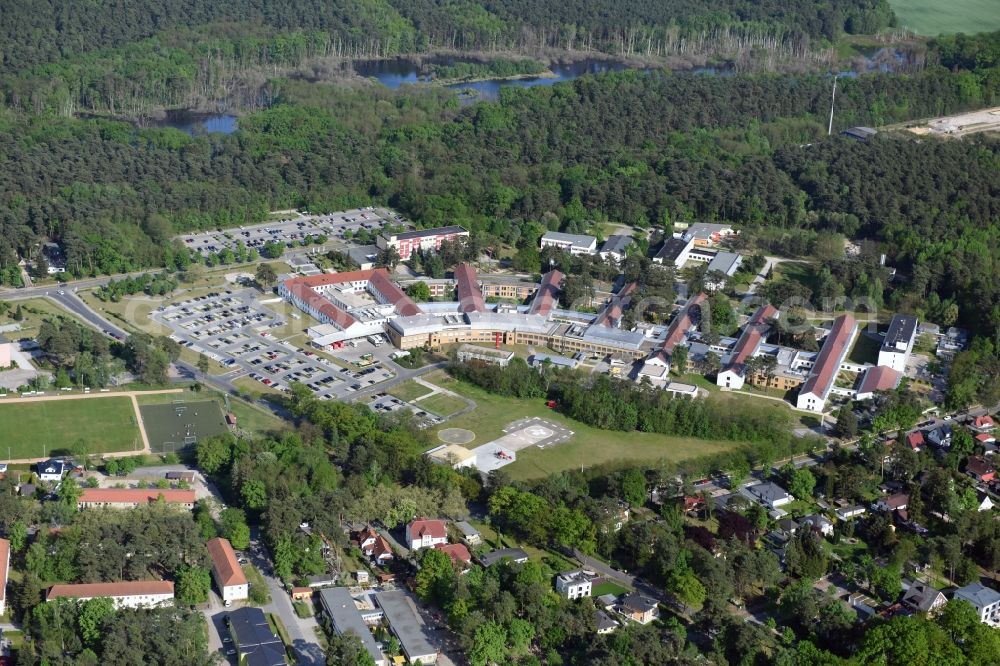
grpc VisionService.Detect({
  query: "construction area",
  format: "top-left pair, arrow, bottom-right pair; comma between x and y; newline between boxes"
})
902,106 -> 1000,138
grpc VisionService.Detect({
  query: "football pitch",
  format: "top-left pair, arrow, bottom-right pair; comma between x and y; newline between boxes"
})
140,401 -> 229,453
0,397 -> 141,460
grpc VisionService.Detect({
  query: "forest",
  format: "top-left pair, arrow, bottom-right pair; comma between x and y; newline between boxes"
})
2,34 -> 1000,335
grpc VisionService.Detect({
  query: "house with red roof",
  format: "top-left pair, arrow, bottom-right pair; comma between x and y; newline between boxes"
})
973,415 -> 996,433
965,456 -> 996,483
905,431 -> 925,451
405,519 -> 448,550
435,543 -> 472,567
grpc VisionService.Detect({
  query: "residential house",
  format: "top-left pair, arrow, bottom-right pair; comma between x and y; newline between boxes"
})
595,610 -> 619,634
905,431 -> 925,452
972,415 -> 996,433
434,543 -> 472,568
965,456 -> 996,483
976,433 -> 997,447
453,521 -> 482,546
975,491 -> 994,512
46,581 -> 175,609
36,459 -> 72,483
954,583 -> 1000,627
207,537 -> 249,603
617,593 -> 660,625
478,548 -> 529,568
353,526 -> 394,565
599,235 -> 633,263
925,424 -> 952,449
835,505 -> 866,521
746,482 -> 792,510
227,606 -> 287,666
874,493 -> 909,512
801,514 -> 834,537
555,570 -> 594,600
405,519 -> 448,550
902,582 -> 947,615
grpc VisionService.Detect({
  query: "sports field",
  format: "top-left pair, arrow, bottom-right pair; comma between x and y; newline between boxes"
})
0,397 -> 141,459
890,0 -> 1000,35
425,372 -> 744,481
140,401 -> 229,453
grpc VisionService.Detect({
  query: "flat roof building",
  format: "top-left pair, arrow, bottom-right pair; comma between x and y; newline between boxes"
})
376,590 -> 439,664
653,236 -> 694,267
540,231 -> 597,256
227,606 -> 287,666
456,344 -> 514,367
377,226 -> 468,260
479,547 -> 529,567
319,588 -> 387,666
878,314 -> 918,372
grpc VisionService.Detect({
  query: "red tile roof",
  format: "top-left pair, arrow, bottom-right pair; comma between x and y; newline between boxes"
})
454,264 -> 486,313
725,304 -> 779,375
46,580 -> 174,601
975,433 -> 996,443
435,543 -> 472,565
281,268 -> 421,326
858,365 -> 900,395
529,270 -> 563,316
594,282 -> 637,327
906,431 -> 925,449
975,415 -> 995,429
408,518 -> 447,540
657,293 -> 707,358
78,488 -> 196,505
966,456 -> 996,479
371,535 -> 394,561
207,537 -> 248,588
799,313 -> 856,399
0,538 -> 9,605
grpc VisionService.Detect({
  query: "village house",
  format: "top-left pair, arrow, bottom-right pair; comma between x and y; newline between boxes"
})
207,537 -> 249,604
404,519 -> 448,550
954,583 -> 1000,627
965,456 -> 996,483
617,593 -> 660,625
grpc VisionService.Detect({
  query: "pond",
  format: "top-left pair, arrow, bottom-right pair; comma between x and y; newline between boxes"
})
148,111 -> 239,135
352,56 -> 724,101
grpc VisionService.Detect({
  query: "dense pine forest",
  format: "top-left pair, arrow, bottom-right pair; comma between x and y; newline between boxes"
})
2,28 -> 1000,335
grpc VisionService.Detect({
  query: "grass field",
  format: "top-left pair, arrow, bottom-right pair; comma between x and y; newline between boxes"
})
848,331 -> 881,364
136,390 -> 287,436
427,372 -> 745,481
0,397 -> 141,459
388,381 -> 433,403
417,392 -> 467,417
139,401 -> 229,453
890,0 -> 1000,35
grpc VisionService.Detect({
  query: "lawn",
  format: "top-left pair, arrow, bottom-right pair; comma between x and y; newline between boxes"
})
848,331 -> 881,364
0,298 -> 85,341
428,372 -> 746,481
775,262 -> 817,292
0,397 -> 141,459
417,392 -> 467,417
388,381 -> 433,403
592,581 -> 630,597
890,0 -> 1000,35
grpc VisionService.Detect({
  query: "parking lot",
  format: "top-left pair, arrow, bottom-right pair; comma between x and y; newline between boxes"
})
177,208 -> 408,258
151,289 -> 397,400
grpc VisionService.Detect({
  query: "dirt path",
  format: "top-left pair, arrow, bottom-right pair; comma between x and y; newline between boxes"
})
1,388 -> 184,463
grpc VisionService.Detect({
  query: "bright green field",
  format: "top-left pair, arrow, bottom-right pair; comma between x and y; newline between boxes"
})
426,372 -> 744,481
890,0 -> 1000,36
0,397 -> 141,459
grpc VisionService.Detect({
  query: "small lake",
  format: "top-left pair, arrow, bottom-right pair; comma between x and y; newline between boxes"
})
148,111 -> 239,135
353,57 -> 727,101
